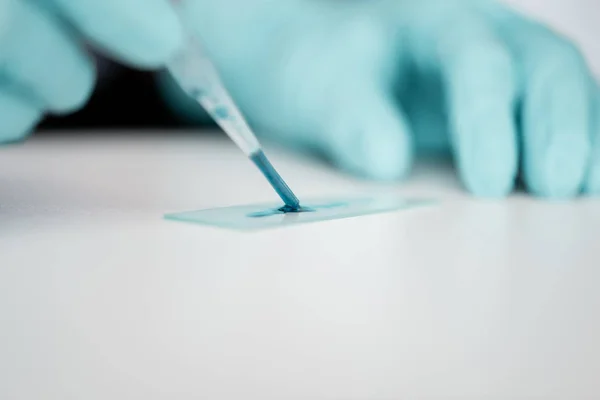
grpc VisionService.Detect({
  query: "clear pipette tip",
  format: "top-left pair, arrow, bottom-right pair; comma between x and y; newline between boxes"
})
166,26 -> 301,210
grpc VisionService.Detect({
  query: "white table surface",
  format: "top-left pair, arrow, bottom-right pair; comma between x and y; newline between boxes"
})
1,133 -> 599,399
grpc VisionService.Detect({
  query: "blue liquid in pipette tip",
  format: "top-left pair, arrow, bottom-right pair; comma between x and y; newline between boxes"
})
250,150 -> 301,211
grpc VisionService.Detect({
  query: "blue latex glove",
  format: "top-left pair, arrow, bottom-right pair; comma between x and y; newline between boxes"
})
0,0 -> 183,143
160,0 -> 600,198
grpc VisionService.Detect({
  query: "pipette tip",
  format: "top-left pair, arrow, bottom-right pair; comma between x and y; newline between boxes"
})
250,150 -> 300,210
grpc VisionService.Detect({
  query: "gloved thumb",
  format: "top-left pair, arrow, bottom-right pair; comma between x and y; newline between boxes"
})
47,0 -> 184,68
323,89 -> 414,181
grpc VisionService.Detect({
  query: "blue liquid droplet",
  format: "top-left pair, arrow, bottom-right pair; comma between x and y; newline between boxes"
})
189,88 -> 206,99
214,106 -> 230,120
247,203 -> 348,218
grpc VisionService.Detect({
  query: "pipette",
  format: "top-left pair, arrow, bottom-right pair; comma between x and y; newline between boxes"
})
166,7 -> 301,210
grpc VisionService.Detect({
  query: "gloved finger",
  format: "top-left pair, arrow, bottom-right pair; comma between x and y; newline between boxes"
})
437,18 -> 519,197
499,15 -> 592,198
47,0 -> 183,67
584,84 -> 600,195
3,0 -> 95,113
324,89 -> 414,181
0,87 -> 44,144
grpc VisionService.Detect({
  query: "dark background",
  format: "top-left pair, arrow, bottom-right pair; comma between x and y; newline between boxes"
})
38,66 -> 186,133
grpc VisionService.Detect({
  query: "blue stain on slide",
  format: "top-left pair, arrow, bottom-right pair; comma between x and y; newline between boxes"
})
247,205 -> 316,218
165,197 -> 433,231
247,202 -> 349,218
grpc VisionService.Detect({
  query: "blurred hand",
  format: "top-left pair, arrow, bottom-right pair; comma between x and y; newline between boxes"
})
165,0 -> 600,198
0,0 -> 183,143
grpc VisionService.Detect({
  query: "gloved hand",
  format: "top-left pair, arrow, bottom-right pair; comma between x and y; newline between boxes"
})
160,0 -> 600,198
0,0 -> 183,143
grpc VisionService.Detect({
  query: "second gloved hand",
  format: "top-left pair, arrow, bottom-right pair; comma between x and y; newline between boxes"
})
163,0 -> 600,198
0,0 -> 184,143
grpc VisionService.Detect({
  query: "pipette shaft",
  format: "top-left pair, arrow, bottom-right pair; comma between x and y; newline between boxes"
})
166,13 -> 300,209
